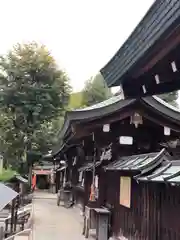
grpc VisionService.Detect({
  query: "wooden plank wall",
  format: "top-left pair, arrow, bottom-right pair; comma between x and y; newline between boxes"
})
103,172 -> 180,240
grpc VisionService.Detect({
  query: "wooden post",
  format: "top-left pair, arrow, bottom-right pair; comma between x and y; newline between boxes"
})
0,226 -> 4,240
14,194 -> 20,233
10,198 -> 15,234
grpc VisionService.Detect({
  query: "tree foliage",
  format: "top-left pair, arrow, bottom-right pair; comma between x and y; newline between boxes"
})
0,42 -> 71,169
68,92 -> 83,110
82,72 -> 112,106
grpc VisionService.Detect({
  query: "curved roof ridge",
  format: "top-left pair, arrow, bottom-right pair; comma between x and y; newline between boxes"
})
56,96 -> 136,144
152,95 -> 180,113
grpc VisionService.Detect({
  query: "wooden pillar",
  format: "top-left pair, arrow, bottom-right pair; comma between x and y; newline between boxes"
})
84,171 -> 91,212
14,194 -> 20,233
10,199 -> 15,234
56,171 -> 60,192
32,173 -> 37,190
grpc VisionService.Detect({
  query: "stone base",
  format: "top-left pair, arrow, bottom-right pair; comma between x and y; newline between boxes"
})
49,185 -> 56,194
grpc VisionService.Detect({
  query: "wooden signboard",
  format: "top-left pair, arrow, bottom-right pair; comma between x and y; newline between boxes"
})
119,176 -> 131,208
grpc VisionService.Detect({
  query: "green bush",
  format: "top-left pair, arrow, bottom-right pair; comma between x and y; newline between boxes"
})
0,168 -> 16,182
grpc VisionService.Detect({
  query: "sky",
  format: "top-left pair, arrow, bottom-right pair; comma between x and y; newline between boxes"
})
0,0 -> 155,92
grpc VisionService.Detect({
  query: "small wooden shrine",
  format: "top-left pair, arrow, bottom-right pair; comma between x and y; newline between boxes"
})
53,94 -> 180,239
103,149 -> 180,239
32,161 -> 55,192
100,0 -> 180,97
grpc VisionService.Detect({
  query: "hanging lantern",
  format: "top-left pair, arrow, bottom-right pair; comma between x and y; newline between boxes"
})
130,112 -> 143,128
103,124 -> 110,132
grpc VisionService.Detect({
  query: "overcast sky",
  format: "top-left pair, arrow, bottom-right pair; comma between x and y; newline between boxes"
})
0,0 -> 154,91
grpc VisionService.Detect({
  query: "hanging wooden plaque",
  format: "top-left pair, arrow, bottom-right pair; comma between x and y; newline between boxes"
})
119,176 -> 131,208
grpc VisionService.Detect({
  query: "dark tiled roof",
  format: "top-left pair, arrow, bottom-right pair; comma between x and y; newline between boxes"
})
52,95 -> 180,156
138,160 -> 180,183
100,0 -> 180,87
105,149 -> 168,174
57,96 -> 135,143
78,161 -> 101,172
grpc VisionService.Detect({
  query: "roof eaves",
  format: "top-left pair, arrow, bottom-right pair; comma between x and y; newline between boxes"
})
78,161 -> 101,172
142,96 -> 180,126
137,161 -> 180,183
57,97 -> 136,141
105,149 -> 167,173
137,148 -> 166,171
146,162 -> 172,181
100,0 -> 180,87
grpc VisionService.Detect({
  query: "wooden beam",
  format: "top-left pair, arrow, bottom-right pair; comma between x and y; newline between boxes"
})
71,109 -> 135,140
81,110 -> 134,129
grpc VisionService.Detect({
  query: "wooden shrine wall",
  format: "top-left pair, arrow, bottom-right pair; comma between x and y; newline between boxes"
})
102,172 -> 180,240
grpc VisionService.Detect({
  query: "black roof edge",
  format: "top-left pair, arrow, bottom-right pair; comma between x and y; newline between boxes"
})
141,96 -> 180,127
140,149 -> 168,175
105,148 -> 168,173
57,97 -> 137,141
133,149 -> 168,177
164,169 -> 180,181
100,0 -> 180,87
146,162 -> 172,180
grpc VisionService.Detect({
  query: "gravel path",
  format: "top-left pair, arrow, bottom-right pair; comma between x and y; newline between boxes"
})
32,191 -> 88,240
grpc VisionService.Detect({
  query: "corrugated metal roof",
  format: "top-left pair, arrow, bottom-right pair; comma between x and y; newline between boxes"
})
0,183 -> 18,211
100,0 -> 180,87
105,149 -> 167,174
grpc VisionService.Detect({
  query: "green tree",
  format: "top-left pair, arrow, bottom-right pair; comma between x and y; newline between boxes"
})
82,72 -> 112,106
158,91 -> 178,107
68,92 -> 83,110
31,116 -> 64,154
0,42 -> 71,170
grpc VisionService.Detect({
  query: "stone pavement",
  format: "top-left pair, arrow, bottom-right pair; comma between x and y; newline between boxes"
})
32,191 -> 90,240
